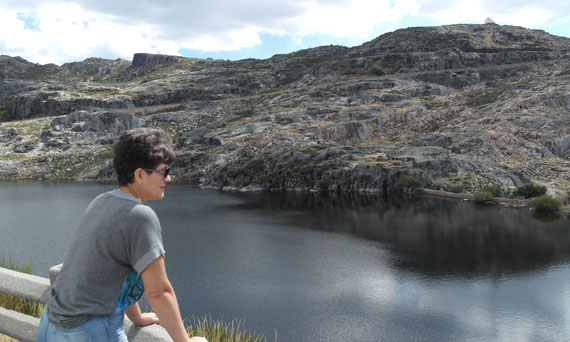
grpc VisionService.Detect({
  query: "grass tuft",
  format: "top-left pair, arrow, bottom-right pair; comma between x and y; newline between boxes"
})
186,316 -> 275,342
0,257 -> 45,319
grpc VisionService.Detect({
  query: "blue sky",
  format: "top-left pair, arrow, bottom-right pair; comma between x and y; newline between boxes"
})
1,0 -> 569,65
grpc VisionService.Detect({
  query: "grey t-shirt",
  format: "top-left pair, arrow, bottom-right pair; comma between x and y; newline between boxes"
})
47,189 -> 165,329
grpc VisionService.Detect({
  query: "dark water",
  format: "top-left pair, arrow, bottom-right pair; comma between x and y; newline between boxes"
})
1,181 -> 570,341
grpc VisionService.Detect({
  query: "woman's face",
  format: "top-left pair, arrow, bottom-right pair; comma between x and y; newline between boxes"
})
138,163 -> 171,203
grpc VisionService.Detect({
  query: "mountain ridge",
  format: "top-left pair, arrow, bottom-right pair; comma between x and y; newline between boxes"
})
0,23 -> 569,199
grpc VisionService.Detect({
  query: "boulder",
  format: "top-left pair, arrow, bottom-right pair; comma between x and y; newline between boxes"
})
317,120 -> 379,144
12,141 -> 36,153
0,128 -> 18,142
396,146 -> 457,181
50,109 -> 143,134
83,112 -> 143,133
553,135 -> 570,157
118,53 -> 184,81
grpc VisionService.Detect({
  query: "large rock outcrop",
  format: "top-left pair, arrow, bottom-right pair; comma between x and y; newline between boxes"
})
0,23 -> 569,196
118,53 -> 184,81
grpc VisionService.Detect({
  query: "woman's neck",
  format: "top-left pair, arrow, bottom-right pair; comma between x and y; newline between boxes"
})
119,184 -> 140,200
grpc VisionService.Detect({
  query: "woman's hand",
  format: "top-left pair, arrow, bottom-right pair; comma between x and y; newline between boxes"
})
189,337 -> 208,342
125,302 -> 161,326
136,312 -> 160,326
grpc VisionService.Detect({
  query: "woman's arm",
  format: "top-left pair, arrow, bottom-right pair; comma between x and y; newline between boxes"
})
140,256 -> 191,342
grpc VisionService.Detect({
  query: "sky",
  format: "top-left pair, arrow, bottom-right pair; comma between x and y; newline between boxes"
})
1,0 -> 570,65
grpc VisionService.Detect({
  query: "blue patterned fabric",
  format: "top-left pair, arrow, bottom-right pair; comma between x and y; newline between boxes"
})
114,270 -> 144,314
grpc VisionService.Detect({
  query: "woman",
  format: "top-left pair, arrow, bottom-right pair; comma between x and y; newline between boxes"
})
37,128 -> 206,342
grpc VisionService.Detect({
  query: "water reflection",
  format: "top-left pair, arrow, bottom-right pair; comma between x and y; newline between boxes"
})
3,182 -> 570,341
224,191 -> 570,278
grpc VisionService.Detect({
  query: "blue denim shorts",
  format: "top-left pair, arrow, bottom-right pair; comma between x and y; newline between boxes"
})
37,309 -> 128,342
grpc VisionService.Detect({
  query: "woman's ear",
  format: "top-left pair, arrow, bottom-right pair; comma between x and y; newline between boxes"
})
133,168 -> 145,185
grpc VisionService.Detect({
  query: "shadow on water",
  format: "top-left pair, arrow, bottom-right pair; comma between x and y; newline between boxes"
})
221,191 -> 570,279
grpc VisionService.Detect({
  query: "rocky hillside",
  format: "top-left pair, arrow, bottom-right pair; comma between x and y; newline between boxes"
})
1,23 -> 569,196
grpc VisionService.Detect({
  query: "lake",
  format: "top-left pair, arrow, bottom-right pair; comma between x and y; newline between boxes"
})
1,181 -> 570,341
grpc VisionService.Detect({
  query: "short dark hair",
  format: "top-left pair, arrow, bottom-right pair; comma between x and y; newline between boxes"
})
113,128 -> 176,186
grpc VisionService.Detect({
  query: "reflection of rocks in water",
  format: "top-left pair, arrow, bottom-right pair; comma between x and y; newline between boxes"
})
227,192 -> 570,278
531,211 -> 563,223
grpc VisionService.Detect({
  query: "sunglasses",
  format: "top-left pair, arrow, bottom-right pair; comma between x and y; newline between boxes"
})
144,166 -> 170,179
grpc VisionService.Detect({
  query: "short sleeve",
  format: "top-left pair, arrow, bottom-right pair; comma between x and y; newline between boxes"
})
125,205 -> 166,273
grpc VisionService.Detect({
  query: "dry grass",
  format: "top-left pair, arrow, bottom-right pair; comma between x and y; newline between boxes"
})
0,334 -> 19,342
186,316 -> 276,342
0,258 -> 44,342
0,258 -> 44,319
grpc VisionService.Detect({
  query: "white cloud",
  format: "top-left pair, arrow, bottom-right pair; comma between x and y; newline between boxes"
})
415,0 -> 570,27
284,0 -> 399,38
0,2 -> 180,64
0,0 -> 569,64
184,25 -> 263,51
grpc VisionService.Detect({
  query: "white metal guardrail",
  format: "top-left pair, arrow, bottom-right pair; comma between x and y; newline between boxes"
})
0,265 -> 171,342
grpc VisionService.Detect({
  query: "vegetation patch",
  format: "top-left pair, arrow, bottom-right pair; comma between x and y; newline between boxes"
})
276,72 -> 303,86
341,67 -> 359,75
186,316 -> 273,342
394,175 -> 422,195
0,257 -> 44,319
34,149 -> 113,180
513,184 -> 547,199
149,120 -> 186,139
299,49 -> 348,68
472,190 -> 497,204
19,65 -> 57,80
444,183 -> 465,193
301,145 -> 328,156
130,58 -> 196,83
443,176 -> 468,193
478,183 -> 503,197
4,118 -> 51,136
530,195 -> 561,212
381,53 -> 414,73
145,105 -> 185,115
371,67 -> 385,76
0,153 -> 26,161
0,100 -> 16,122
82,88 -> 122,96
0,100 -> 9,115
164,92 -> 215,104
465,87 -> 509,107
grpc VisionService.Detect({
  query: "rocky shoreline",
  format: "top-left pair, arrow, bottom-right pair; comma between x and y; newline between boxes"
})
423,189 -> 570,218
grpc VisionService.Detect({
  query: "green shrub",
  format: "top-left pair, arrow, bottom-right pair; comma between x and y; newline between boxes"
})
465,87 -> 508,107
530,195 -> 561,212
473,190 -> 496,204
514,184 -> 547,199
479,184 -> 502,197
371,67 -> 385,76
444,183 -> 465,193
318,180 -> 329,193
341,67 -> 358,75
394,175 -> 422,195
